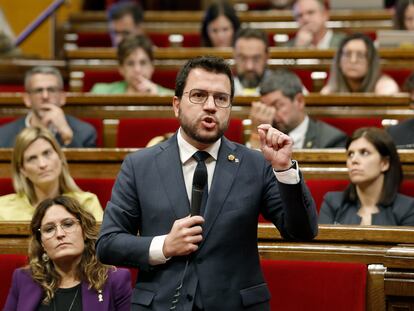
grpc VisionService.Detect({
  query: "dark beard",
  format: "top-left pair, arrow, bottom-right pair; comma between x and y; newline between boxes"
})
238,71 -> 263,88
179,109 -> 229,145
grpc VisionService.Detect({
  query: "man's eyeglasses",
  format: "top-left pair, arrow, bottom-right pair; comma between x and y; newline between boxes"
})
28,87 -> 62,96
38,218 -> 80,240
183,89 -> 231,108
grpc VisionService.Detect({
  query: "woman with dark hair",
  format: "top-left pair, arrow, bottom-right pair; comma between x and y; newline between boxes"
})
321,33 -> 399,95
394,0 -> 414,30
319,127 -> 414,226
91,34 -> 173,95
201,1 -> 240,47
4,195 -> 132,310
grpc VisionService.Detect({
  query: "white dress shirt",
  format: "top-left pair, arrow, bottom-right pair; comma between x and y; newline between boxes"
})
149,128 -> 300,265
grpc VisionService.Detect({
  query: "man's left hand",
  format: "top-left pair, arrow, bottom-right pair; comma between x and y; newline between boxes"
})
258,124 -> 293,170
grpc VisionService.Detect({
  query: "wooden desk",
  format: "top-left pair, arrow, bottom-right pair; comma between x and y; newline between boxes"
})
1,149 -> 414,179
0,222 -> 412,310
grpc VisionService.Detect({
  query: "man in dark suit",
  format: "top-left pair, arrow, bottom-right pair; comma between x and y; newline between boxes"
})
0,66 -> 96,148
248,68 -> 347,149
96,56 -> 318,310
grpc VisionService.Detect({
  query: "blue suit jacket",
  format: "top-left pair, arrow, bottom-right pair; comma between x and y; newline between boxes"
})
0,115 -> 97,148
96,134 -> 318,310
4,267 -> 131,311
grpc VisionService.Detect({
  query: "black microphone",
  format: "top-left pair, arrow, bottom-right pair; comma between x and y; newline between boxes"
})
191,166 -> 207,216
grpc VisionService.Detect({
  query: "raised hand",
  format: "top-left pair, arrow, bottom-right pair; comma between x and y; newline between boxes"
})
258,124 -> 293,170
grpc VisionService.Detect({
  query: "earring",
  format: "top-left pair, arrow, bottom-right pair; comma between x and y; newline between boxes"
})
42,253 -> 49,262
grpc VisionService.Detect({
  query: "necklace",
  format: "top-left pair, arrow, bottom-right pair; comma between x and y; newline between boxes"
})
53,287 -> 79,311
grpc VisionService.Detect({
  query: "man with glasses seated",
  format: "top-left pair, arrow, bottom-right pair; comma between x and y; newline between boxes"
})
0,66 -> 96,147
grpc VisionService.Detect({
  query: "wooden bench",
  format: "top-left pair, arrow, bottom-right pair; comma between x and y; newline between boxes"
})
1,93 -> 413,147
0,222 -> 412,310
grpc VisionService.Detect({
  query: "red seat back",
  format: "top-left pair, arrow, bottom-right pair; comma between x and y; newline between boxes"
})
117,118 -> 243,148
319,117 -> 383,136
261,259 -> 367,311
76,178 -> 115,208
0,254 -> 28,308
305,179 -> 350,212
383,68 -> 412,89
0,178 -> 14,196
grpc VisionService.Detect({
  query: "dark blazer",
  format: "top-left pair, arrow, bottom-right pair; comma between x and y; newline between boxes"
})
387,118 -> 414,148
286,31 -> 346,48
319,191 -> 414,226
304,118 -> 347,148
96,134 -> 318,310
4,267 -> 132,311
0,115 -> 97,148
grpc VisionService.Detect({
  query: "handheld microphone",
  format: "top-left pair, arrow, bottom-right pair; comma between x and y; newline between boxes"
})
190,164 -> 207,216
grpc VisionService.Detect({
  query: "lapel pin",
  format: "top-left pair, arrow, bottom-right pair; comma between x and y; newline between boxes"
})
228,154 -> 239,163
98,290 -> 103,302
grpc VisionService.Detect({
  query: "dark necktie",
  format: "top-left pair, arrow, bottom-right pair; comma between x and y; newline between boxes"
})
191,151 -> 209,216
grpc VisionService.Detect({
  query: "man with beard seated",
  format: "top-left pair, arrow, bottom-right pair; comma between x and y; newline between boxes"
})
233,28 -> 270,96
248,68 -> 347,149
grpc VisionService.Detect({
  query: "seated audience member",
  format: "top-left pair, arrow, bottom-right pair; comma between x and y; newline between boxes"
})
319,127 -> 414,226
0,66 -> 96,148
91,35 -> 173,95
233,28 -> 270,96
201,1 -> 240,47
249,68 -> 347,149
288,0 -> 345,49
321,33 -> 399,95
4,195 -> 131,310
0,127 -> 103,221
269,0 -> 295,9
107,1 -> 144,47
394,0 -> 414,30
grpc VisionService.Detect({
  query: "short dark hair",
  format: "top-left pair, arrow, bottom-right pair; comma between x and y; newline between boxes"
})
233,28 -> 269,51
175,56 -> 234,99
201,1 -> 240,47
343,127 -> 402,206
117,34 -> 153,64
260,68 -> 303,100
107,1 -> 144,25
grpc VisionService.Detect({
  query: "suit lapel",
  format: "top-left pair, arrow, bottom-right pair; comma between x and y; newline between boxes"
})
156,135 -> 190,219
200,138 -> 241,244
304,118 -> 316,149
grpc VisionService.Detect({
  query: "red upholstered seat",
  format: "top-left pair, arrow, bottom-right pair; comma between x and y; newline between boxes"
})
0,178 -> 14,196
0,85 -> 25,92
0,254 -> 28,308
383,68 -> 413,89
319,117 -> 383,136
116,118 -> 244,147
0,117 -> 16,127
76,32 -> 112,47
305,179 -> 350,212
76,178 -> 115,208
261,259 -> 367,311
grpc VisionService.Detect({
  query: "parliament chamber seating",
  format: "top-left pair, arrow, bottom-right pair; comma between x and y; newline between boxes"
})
261,259 -> 367,311
0,117 -> 104,148
116,118 -> 244,147
0,254 -> 28,308
319,116 -> 384,136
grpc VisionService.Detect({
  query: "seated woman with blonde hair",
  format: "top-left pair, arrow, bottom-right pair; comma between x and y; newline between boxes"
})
0,127 -> 103,220
4,195 -> 131,310
319,127 -> 414,226
321,33 -> 399,95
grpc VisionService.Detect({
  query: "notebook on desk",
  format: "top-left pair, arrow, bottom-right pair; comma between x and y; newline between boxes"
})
329,0 -> 383,10
377,30 -> 414,47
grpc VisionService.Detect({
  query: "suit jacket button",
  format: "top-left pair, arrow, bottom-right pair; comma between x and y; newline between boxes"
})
186,294 -> 193,301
